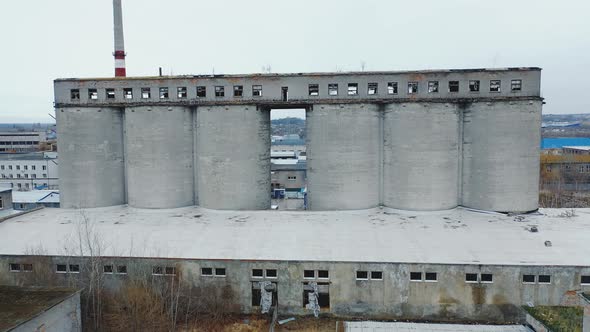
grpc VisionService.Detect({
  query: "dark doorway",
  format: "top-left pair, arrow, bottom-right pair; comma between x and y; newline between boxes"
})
281,87 -> 288,101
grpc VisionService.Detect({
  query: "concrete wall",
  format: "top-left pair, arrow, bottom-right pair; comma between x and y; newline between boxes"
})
125,106 -> 194,208
307,104 -> 380,210
195,106 -> 270,210
13,292 -> 81,332
57,107 -> 125,208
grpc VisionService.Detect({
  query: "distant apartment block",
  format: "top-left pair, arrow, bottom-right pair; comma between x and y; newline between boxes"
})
0,152 -> 59,191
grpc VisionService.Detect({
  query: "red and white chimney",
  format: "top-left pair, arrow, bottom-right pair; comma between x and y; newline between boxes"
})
113,0 -> 126,77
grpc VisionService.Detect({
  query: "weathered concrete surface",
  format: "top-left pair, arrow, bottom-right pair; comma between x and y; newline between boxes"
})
124,106 -> 194,208
383,103 -> 460,210
56,107 -> 125,208
195,105 -> 270,210
462,100 -> 542,212
306,104 -> 380,210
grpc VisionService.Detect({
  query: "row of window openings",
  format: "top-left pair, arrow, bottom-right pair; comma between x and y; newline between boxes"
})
0,165 -> 45,170
1,174 -> 47,179
0,141 -> 40,145
5,183 -> 49,190
70,79 -> 523,101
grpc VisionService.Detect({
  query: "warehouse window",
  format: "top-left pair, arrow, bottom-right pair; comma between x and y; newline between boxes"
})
177,87 -> 187,98
165,267 -> 176,276
252,269 -> 263,278
387,82 -> 398,94
481,273 -> 493,283
159,87 -> 169,99
56,264 -> 67,273
522,274 -> 535,284
70,89 -> 80,100
201,267 -> 213,276
318,270 -> 329,279
511,79 -> 522,92
410,272 -> 422,281
69,264 -> 80,273
9,263 -> 21,272
428,81 -> 439,93
141,88 -> 151,99
425,272 -> 438,282
538,275 -> 551,284
233,85 -> 243,97
368,83 -> 378,95
449,81 -> 459,92
581,275 -> 590,285
356,271 -> 369,280
328,84 -> 338,95
309,84 -> 319,96
304,270 -> 315,279
106,88 -> 116,99
371,271 -> 383,280
347,83 -> 358,95
215,268 -> 226,277
252,85 -> 263,97
266,269 -> 277,278
152,266 -> 163,275
408,82 -> 418,94
196,86 -> 206,97
465,273 -> 478,283
117,265 -> 127,274
88,89 -> 98,100
489,80 -> 501,92
214,86 -> 225,97
124,88 -> 133,99
103,265 -> 114,274
22,264 -> 33,272
469,80 -> 480,92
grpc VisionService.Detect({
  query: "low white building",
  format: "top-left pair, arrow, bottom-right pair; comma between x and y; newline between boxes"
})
0,131 -> 47,152
0,152 -> 58,191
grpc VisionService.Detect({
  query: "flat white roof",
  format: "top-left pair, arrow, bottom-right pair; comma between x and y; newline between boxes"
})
0,206 -> 589,266
12,190 -> 59,204
343,321 -> 532,332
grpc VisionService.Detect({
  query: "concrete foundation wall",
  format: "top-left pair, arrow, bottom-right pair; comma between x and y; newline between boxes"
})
195,106 -> 270,210
56,107 -> 125,208
306,104 -> 380,210
125,106 -> 194,208
13,292 -> 81,332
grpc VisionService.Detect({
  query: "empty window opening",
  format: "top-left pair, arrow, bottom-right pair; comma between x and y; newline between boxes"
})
177,87 -> 187,98
581,275 -> 590,285
309,84 -> 319,96
523,274 -> 535,283
387,82 -> 398,94
428,81 -> 439,93
252,281 -> 278,307
538,275 -> 551,284
234,85 -> 243,97
318,270 -> 329,279
124,88 -> 133,99
141,87 -> 151,99
9,263 -> 21,272
88,89 -> 98,100
197,86 -> 206,98
215,268 -> 226,277
22,264 -> 33,272
165,266 -> 176,275
70,89 -> 80,100
56,264 -> 67,273
281,87 -> 288,101
347,83 -> 358,95
103,265 -> 114,274
371,271 -> 383,280
266,269 -> 277,278
215,86 -> 225,97
252,269 -> 263,278
469,80 -> 480,92
449,81 -> 459,92
511,79 -> 522,91
106,88 -> 116,99
410,272 -> 422,281
481,273 -> 493,283
328,84 -> 338,96
465,273 -> 478,283
117,265 -> 127,274
152,266 -> 163,275
302,282 -> 330,309
425,272 -> 438,282
252,85 -> 263,97
69,264 -> 80,273
287,176 -> 296,181
368,83 -> 378,95
489,80 -> 501,92
356,271 -> 368,280
201,267 -> 213,276
408,82 -> 418,94
159,87 -> 169,99
304,270 -> 315,279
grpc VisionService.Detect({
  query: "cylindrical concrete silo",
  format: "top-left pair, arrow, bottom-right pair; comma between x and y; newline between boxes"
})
57,107 -> 125,208
461,100 -> 542,212
306,104 -> 380,210
195,105 -> 270,210
383,103 -> 460,210
124,106 -> 194,208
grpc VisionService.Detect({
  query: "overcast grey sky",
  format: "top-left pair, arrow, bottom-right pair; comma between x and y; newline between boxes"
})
1,0 -> 589,122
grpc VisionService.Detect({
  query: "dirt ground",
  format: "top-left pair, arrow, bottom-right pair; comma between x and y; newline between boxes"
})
182,315 -> 338,332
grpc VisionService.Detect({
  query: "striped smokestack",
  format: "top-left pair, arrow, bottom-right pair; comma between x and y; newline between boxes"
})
113,0 -> 126,77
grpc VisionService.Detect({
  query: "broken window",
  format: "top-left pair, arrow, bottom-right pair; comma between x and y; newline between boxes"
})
481,273 -> 493,283
117,265 -> 127,274
152,266 -> 163,275
356,271 -> 368,280
328,84 -> 338,96
425,272 -> 437,282
252,281 -> 277,308
581,275 -> 590,285
141,87 -> 151,99
252,269 -> 263,278
214,86 -> 224,97
266,269 -> 277,278
196,86 -> 206,98
408,82 -> 418,94
368,83 -> 378,95
56,264 -> 67,273
318,270 -> 329,279
252,85 -> 263,97
165,266 -> 176,275
303,282 -> 330,310
159,87 -> 169,99
371,271 -> 383,280
304,270 -> 315,279
69,264 -> 80,273
428,81 -> 439,93
410,272 -> 422,281
233,85 -> 243,97
449,81 -> 459,92
22,264 -> 33,272
106,88 -> 116,99
387,82 -> 398,94
511,79 -> 522,92
347,83 -> 358,95
215,268 -> 226,277
88,89 -> 98,100
103,265 -> 114,274
177,87 -> 187,98
489,80 -> 501,92
9,263 -> 21,272
522,274 -> 535,283
538,275 -> 551,284
124,88 -> 133,99
465,273 -> 478,282
70,89 -> 80,100
469,80 -> 480,92
201,267 -> 213,276
309,84 -> 319,96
